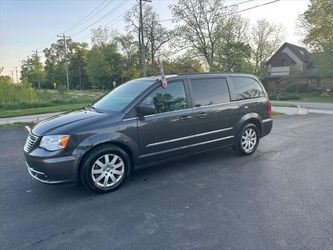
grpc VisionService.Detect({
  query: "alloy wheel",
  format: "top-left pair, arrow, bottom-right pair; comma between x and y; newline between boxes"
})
91,154 -> 125,188
241,128 -> 257,153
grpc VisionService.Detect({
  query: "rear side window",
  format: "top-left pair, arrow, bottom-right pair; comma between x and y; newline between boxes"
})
142,81 -> 187,114
231,77 -> 265,100
190,78 -> 230,107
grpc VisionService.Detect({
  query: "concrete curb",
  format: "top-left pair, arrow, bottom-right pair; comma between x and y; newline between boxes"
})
0,112 -> 63,125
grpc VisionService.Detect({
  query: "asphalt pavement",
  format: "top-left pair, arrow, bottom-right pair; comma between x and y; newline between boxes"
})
0,113 -> 333,250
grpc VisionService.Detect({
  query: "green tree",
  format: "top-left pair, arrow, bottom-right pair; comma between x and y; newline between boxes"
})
44,39 -> 90,89
250,19 -> 284,78
68,42 -> 89,89
125,3 -> 171,74
0,75 -> 13,85
299,0 -> 333,51
299,0 -> 333,78
114,33 -> 141,78
20,54 -> 45,88
217,42 -> 252,73
172,0 -> 230,69
162,56 -> 204,74
87,42 -> 130,89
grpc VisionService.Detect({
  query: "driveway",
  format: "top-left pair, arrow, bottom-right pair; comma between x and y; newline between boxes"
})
0,114 -> 333,249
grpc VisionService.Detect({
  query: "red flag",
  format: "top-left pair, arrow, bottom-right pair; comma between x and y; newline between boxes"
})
155,58 -> 168,88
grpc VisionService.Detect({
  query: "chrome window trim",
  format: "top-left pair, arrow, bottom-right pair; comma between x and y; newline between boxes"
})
146,127 -> 233,147
262,118 -> 272,123
140,135 -> 234,158
123,101 -> 238,121
122,117 -> 138,122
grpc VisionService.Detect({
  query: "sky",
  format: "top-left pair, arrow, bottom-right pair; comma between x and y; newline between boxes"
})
0,0 -> 310,77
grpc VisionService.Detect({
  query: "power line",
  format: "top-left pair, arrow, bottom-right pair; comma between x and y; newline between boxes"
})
76,9 -> 130,42
233,0 -> 280,15
63,0 -> 113,33
159,0 -> 278,23
71,0 -> 130,37
37,0 -> 112,50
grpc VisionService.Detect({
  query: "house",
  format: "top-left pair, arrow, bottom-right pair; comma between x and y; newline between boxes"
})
263,42 -> 332,91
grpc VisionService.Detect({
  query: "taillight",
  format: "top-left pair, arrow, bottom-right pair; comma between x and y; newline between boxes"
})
267,99 -> 272,118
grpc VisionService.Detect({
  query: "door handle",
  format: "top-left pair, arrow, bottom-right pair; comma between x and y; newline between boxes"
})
196,112 -> 207,118
179,115 -> 192,121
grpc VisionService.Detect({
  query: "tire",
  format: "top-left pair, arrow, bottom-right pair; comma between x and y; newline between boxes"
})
80,145 -> 131,194
235,123 -> 260,156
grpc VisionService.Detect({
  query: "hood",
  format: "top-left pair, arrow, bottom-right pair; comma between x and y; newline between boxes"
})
32,109 -> 118,136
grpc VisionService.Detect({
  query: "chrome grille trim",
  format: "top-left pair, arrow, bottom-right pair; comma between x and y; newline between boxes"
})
24,133 -> 38,152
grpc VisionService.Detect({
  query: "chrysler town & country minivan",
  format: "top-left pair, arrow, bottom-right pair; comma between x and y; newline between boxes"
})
24,73 -> 273,193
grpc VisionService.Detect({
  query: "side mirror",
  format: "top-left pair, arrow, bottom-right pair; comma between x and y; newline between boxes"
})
136,103 -> 156,117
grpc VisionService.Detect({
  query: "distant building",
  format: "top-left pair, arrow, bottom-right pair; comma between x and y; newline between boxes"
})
263,42 -> 332,91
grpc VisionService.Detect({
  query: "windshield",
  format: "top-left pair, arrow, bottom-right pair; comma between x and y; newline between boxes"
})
92,79 -> 155,112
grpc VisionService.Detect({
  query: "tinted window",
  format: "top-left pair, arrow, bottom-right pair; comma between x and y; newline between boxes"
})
142,81 -> 187,114
190,78 -> 230,107
231,77 -> 265,100
93,79 -> 154,112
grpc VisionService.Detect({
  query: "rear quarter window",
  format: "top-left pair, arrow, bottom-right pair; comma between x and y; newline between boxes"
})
230,77 -> 265,101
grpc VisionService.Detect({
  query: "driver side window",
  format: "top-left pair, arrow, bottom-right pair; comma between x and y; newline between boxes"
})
142,81 -> 187,114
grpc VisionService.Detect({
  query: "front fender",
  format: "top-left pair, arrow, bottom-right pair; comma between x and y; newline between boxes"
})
72,132 -> 139,172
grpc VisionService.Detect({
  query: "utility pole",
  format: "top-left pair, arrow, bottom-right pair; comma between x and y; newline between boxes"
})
11,71 -> 14,82
139,0 -> 152,77
32,50 -> 41,89
15,67 -> 19,84
57,33 -> 71,90
20,60 -> 27,83
78,63 -> 82,90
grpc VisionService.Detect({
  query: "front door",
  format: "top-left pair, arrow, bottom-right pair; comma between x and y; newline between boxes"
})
137,80 -> 196,161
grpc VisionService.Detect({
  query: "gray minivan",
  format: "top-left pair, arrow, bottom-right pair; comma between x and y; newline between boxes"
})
24,73 -> 273,193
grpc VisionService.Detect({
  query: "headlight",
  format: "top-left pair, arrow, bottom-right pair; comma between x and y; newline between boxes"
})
39,135 -> 70,151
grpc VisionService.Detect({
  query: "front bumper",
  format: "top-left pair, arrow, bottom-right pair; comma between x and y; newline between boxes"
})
25,150 -> 78,184
26,163 -> 71,184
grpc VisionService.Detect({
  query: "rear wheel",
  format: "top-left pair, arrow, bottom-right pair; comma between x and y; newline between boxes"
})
80,145 -> 130,193
235,123 -> 259,155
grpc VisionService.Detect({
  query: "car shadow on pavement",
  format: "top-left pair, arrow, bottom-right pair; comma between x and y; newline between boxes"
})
26,147 -> 239,200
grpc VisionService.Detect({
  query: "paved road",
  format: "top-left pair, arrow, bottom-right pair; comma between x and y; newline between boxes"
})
1,114 -> 333,250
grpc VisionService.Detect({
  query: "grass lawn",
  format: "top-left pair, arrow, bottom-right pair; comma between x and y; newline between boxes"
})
1,88 -> 101,118
0,122 -> 36,128
271,101 -> 297,107
296,95 -> 333,103
272,111 -> 284,116
0,102 -> 91,118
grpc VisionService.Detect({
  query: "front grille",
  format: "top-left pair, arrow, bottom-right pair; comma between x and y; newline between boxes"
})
24,133 -> 38,152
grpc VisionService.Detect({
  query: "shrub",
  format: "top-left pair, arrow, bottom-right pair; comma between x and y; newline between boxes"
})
0,78 -> 38,106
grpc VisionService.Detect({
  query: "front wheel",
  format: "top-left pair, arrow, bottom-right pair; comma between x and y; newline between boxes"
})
80,145 -> 131,193
235,123 -> 259,156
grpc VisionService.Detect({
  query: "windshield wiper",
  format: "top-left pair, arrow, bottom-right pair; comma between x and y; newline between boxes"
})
88,105 -> 104,113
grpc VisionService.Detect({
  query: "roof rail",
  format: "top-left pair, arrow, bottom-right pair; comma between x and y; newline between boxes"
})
177,72 -> 223,75
177,72 -> 250,76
